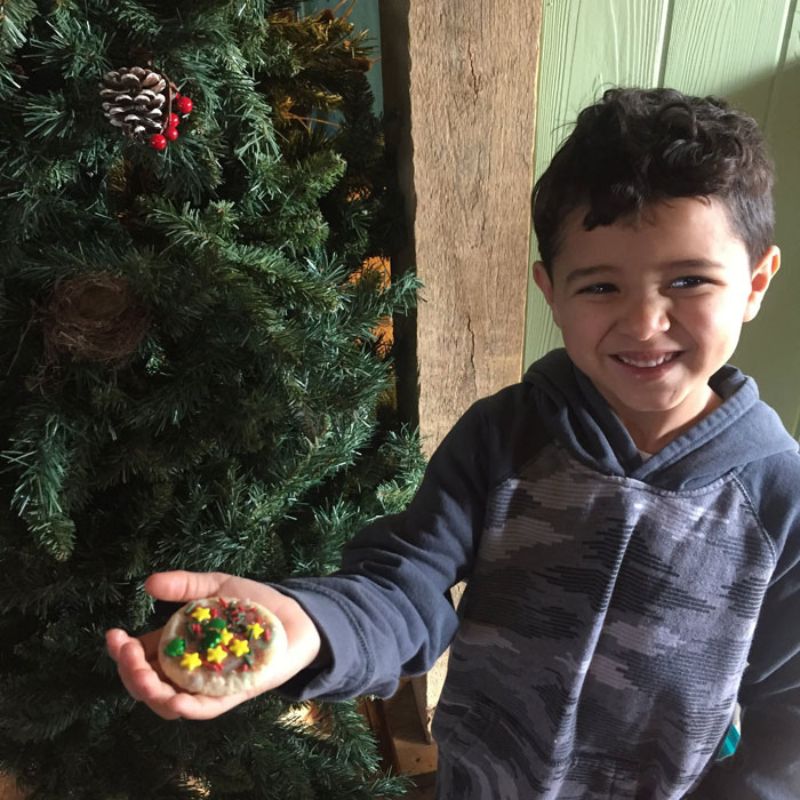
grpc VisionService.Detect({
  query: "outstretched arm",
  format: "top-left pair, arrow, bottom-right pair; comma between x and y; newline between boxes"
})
109,394 -> 504,715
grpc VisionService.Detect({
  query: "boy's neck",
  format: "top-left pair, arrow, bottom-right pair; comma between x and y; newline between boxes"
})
614,388 -> 723,454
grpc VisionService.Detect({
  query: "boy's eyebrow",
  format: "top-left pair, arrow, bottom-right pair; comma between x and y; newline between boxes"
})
563,259 -> 726,285
663,258 -> 726,270
563,265 -> 618,285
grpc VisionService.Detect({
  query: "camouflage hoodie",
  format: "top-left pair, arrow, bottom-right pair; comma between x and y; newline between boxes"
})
279,349 -> 800,799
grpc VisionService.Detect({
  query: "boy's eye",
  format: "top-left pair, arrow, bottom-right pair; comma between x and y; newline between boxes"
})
577,283 -> 617,295
671,276 -> 708,289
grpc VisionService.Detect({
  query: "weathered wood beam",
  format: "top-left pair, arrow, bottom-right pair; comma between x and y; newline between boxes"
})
380,0 -> 543,736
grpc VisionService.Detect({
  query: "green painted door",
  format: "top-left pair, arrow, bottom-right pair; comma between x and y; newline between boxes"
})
524,0 -> 800,437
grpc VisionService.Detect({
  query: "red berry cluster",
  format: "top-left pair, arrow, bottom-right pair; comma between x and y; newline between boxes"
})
149,92 -> 194,151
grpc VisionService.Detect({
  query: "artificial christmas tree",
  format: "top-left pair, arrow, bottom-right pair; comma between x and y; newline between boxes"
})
0,2 -> 422,798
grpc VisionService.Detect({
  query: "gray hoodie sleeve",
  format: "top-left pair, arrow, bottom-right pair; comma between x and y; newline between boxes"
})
689,460 -> 800,800
273,398 -> 493,701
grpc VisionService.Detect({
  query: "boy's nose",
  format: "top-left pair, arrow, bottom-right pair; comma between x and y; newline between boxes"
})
619,295 -> 671,340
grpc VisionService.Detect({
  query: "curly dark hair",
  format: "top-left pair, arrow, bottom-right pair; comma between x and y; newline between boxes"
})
532,87 -> 775,275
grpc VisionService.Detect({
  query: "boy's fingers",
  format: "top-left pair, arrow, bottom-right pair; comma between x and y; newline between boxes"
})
144,571 -> 230,602
106,630 -> 144,701
107,631 -> 189,720
117,640 -> 182,720
111,631 -> 255,721
105,628 -> 130,662
107,628 -> 161,662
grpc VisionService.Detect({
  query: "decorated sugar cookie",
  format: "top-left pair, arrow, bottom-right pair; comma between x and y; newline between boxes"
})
157,597 -> 287,696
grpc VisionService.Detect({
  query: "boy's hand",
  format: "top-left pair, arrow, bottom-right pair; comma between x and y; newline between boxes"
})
105,571 -> 322,720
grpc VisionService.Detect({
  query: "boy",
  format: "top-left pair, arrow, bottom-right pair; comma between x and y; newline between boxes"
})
107,88 -> 800,799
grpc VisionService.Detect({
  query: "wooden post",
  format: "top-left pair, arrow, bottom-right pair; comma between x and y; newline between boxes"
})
381,0 -> 543,737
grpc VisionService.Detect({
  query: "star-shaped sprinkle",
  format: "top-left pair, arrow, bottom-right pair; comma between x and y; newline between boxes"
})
229,639 -> 250,657
191,606 -> 211,622
247,622 -> 265,640
180,652 -> 203,671
220,628 -> 234,646
206,645 -> 228,664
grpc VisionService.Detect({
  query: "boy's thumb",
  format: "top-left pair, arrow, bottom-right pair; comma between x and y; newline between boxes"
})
144,571 -> 230,602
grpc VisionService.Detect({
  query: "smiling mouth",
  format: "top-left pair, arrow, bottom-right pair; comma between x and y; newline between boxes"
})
613,352 -> 682,368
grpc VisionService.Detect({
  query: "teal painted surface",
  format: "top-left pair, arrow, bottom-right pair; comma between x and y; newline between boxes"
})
525,0 -> 800,435
300,1 -> 384,113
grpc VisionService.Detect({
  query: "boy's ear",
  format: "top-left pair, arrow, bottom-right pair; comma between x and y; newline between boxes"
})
744,245 -> 781,322
533,261 -> 561,327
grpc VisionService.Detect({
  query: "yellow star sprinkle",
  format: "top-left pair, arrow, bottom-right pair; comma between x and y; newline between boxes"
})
191,606 -> 211,621
206,645 -> 228,664
220,628 -> 234,646
229,639 -> 250,658
247,622 -> 265,640
180,652 -> 203,672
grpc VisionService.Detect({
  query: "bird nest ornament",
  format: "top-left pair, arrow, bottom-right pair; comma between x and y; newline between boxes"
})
41,273 -> 150,364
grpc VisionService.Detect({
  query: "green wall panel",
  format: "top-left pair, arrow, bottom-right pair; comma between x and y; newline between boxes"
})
734,3 -> 800,436
661,0 -> 793,124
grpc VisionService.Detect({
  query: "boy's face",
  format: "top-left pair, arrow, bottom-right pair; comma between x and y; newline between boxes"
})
533,197 -> 780,450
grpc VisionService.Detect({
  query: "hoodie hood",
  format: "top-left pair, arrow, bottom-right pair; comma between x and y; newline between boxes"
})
524,348 -> 798,491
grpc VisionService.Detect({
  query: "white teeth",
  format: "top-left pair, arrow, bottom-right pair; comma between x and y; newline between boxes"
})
616,352 -> 678,368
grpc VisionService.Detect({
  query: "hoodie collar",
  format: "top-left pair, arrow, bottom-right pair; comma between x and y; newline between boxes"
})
525,349 -> 798,491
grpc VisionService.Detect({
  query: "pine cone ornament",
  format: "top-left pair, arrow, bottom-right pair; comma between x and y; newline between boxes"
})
100,67 -> 168,140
